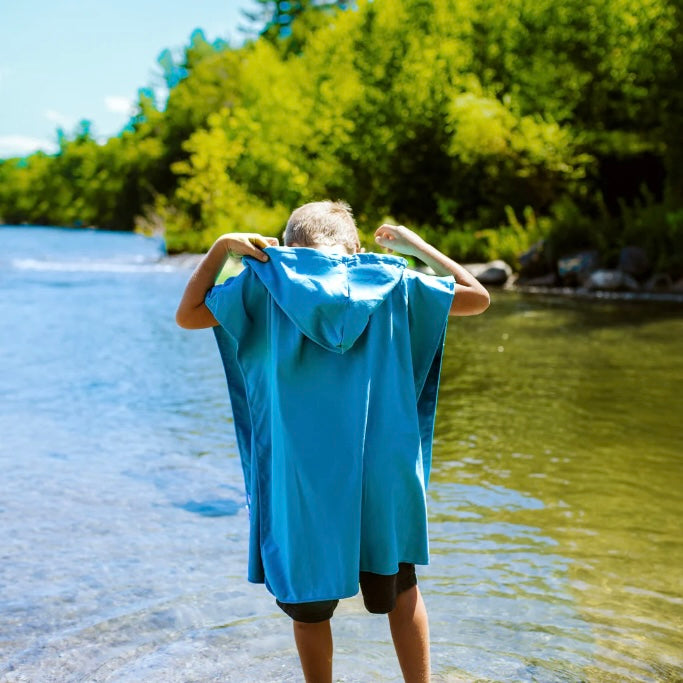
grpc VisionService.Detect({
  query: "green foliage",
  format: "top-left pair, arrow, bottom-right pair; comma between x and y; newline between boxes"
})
0,0 -> 681,272
619,195 -> 683,276
542,195 -> 612,260
478,207 -> 553,267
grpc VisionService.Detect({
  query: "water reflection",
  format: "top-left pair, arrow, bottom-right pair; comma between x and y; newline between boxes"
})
431,292 -> 683,681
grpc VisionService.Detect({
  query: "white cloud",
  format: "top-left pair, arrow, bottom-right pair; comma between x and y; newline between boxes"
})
44,109 -> 75,129
104,95 -> 135,115
0,135 -> 57,158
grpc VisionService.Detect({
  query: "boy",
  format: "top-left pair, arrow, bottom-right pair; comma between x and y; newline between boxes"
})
176,201 -> 489,682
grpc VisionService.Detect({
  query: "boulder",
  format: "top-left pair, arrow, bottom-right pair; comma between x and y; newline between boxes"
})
584,269 -> 640,292
465,260 -> 513,285
618,246 -> 650,278
557,250 -> 600,286
518,240 -> 548,278
644,273 -> 673,291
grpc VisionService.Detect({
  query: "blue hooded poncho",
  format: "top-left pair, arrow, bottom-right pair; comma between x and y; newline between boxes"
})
205,247 -> 454,604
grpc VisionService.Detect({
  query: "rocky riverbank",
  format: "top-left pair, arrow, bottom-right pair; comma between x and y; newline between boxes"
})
462,243 -> 683,303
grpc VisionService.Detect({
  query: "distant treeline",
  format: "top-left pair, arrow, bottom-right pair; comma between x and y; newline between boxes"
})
1,0 -> 681,274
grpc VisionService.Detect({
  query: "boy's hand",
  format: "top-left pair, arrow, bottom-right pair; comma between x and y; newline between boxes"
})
374,224 -> 426,258
176,233 -> 279,329
375,223 -> 491,316
222,233 -> 279,262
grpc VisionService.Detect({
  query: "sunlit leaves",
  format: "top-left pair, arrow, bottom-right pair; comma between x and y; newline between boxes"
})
0,0 -> 680,270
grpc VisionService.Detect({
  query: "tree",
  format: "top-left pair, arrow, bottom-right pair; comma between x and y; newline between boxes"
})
1,0 -> 680,272
242,1 -> 351,53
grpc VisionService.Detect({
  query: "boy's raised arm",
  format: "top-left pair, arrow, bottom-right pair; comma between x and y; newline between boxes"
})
175,233 -> 278,329
374,224 -> 490,316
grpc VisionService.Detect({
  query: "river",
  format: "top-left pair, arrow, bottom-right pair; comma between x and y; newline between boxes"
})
1,226 -> 681,682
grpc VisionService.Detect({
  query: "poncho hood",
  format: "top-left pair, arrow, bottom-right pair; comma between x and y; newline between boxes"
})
245,247 -> 407,353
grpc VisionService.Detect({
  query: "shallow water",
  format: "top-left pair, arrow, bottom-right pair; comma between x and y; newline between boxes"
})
1,226 -> 681,682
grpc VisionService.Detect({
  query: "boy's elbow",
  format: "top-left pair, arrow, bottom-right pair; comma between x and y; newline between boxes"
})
175,307 -> 192,329
467,294 -> 491,316
176,302 -> 218,329
175,303 -> 200,329
477,289 -> 491,314
450,288 -> 491,316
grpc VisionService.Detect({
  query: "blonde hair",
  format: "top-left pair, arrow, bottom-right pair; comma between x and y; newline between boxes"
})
284,201 -> 359,255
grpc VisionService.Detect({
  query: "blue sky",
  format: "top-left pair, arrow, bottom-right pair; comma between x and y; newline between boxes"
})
0,0 -> 254,158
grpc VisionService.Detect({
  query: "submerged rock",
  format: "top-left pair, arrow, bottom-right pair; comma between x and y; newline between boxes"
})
519,272 -> 558,287
558,251 -> 600,286
465,260 -> 513,285
584,269 -> 640,292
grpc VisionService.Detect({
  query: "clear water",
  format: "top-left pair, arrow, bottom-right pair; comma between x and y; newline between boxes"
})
1,227 -> 681,682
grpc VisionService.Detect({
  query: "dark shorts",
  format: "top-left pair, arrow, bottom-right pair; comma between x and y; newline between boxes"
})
276,563 -> 417,623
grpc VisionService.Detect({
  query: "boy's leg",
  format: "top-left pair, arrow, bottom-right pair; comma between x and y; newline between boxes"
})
276,599 -> 338,683
359,564 -> 430,682
387,585 -> 430,683
292,619 -> 333,683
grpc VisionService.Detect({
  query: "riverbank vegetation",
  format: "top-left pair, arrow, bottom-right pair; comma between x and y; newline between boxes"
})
1,0 -> 681,277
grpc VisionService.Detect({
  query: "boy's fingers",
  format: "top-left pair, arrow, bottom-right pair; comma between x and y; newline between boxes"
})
225,234 -> 272,261
248,235 -> 272,261
250,236 -> 270,249
375,228 -> 397,242
374,236 -> 394,254
266,237 -> 280,246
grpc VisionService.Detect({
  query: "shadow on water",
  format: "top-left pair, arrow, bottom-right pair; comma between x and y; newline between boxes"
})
174,499 -> 242,517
